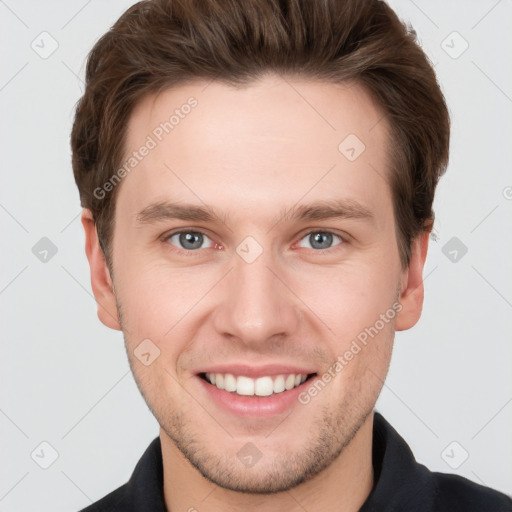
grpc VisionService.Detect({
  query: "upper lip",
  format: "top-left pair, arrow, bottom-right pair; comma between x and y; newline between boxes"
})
195,364 -> 317,378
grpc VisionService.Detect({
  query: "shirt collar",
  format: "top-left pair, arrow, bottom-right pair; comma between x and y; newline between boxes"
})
360,411 -> 437,511
122,411 -> 436,511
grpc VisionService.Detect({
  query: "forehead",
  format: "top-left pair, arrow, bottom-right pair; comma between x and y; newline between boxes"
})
118,75 -> 392,228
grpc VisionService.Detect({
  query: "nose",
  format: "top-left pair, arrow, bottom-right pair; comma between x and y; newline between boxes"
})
212,244 -> 300,349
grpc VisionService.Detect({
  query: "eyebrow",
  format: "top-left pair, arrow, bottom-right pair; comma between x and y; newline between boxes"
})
135,198 -> 375,227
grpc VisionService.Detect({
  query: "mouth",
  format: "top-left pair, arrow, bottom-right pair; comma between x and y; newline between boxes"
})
198,371 -> 317,397
194,364 -> 319,417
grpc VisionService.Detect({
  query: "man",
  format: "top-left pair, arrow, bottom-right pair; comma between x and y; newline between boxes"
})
71,0 -> 512,510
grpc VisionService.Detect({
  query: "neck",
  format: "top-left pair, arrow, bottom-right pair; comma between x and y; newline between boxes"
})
160,412 -> 375,512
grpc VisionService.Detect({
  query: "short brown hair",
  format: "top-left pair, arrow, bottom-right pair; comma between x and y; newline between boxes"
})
71,0 -> 450,270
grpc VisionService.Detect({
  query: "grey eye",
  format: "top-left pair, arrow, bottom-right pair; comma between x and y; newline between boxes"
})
169,231 -> 210,250
297,232 -> 342,250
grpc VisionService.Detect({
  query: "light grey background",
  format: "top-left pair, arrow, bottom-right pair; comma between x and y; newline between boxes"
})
1,0 -> 511,510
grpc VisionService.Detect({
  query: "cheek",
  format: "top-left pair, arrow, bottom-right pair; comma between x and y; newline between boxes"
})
116,279 -> 166,338
113,261 -> 223,379
113,256 -> 203,336
292,259 -> 399,339
321,315 -> 395,405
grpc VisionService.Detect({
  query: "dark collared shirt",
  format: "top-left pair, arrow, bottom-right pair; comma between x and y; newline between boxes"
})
79,412 -> 512,511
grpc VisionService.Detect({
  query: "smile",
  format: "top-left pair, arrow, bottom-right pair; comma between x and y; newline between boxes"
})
200,372 -> 316,397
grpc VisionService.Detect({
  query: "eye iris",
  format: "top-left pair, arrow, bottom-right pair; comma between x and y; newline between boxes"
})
180,232 -> 203,250
310,232 -> 332,250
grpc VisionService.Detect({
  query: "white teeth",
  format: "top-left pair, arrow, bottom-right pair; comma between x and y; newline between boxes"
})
236,376 -> 255,396
255,376 -> 274,396
204,372 -> 310,396
224,373 -> 237,392
273,375 -> 285,393
285,374 -> 295,390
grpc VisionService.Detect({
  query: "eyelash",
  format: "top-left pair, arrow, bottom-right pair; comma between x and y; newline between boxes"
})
161,229 -> 347,256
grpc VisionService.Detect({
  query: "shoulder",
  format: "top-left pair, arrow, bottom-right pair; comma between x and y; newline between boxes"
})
75,436 -> 164,512
432,471 -> 512,511
78,483 -> 130,512
368,412 -> 512,512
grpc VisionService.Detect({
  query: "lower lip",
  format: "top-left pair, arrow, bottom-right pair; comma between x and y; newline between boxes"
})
196,375 -> 315,418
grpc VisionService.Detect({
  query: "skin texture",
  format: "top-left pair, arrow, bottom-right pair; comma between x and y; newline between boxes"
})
82,74 -> 429,512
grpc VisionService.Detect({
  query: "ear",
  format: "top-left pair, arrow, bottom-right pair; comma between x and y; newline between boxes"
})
395,230 -> 430,331
81,209 -> 122,331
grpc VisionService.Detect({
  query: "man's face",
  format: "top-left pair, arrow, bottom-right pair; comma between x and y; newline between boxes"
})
92,75 -> 419,492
